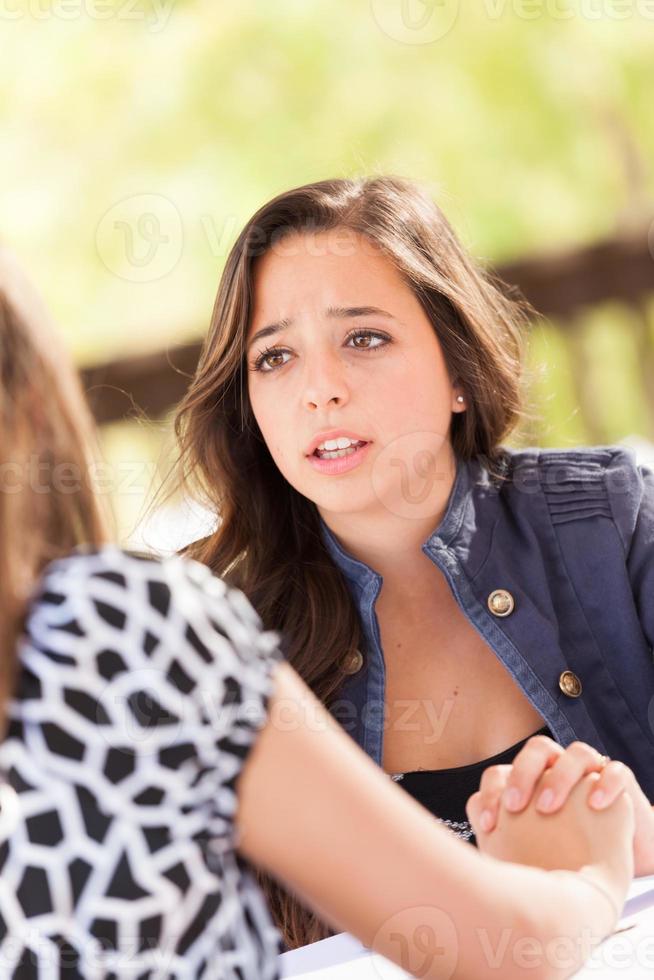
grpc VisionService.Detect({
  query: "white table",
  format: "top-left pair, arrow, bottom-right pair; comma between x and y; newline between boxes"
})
279,876 -> 654,979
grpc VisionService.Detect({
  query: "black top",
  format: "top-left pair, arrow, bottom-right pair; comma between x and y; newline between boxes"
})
390,726 -> 552,846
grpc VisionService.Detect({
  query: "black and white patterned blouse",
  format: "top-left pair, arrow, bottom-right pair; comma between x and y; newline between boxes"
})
0,546 -> 285,978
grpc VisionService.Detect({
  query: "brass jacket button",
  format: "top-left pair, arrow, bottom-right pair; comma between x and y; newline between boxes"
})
487,589 -> 515,617
343,649 -> 364,675
559,670 -> 583,698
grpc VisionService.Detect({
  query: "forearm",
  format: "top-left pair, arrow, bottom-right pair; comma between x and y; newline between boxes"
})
371,860 -> 617,980
290,853 -> 621,980
384,858 -> 622,980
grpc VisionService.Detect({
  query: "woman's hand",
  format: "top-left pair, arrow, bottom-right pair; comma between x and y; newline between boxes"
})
468,767 -> 634,878
468,735 -> 654,876
467,768 -> 635,937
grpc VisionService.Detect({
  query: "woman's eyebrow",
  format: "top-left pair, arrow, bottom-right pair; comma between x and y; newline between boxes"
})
247,305 -> 396,350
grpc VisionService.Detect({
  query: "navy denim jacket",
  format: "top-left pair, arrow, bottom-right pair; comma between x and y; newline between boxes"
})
318,446 -> 654,800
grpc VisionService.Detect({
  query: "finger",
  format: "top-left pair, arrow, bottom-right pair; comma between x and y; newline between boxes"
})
587,761 -> 633,810
466,791 -> 490,836
469,764 -> 513,833
534,742 -> 609,813
502,735 -> 565,812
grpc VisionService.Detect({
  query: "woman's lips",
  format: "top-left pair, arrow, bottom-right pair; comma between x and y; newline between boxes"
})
307,441 -> 372,476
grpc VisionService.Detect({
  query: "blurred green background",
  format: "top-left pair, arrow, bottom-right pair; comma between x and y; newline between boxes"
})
2,0 -> 654,544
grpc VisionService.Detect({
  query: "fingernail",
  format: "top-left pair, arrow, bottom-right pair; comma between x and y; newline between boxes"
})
504,788 -> 522,811
536,788 -> 555,811
479,810 -> 494,833
589,790 -> 606,808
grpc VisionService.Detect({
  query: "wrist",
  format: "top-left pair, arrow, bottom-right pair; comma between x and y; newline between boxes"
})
578,863 -> 626,928
550,866 -> 624,937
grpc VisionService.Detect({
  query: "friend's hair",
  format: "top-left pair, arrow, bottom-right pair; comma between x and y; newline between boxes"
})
0,249 -> 110,728
172,175 -> 535,947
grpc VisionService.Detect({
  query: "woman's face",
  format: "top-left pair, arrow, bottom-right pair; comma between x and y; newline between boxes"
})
245,228 -> 465,522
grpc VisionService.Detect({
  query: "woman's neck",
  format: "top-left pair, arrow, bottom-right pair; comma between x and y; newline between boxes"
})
319,450 -> 458,591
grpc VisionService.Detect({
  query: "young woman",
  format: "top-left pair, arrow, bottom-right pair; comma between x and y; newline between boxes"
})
172,174 -> 654,947
0,246 -> 636,977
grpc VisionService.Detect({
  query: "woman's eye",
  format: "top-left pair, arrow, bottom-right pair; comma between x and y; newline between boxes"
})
252,348 -> 291,372
251,330 -> 390,373
347,330 -> 388,350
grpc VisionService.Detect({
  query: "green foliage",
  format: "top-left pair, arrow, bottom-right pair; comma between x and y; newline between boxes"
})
1,2 -> 653,538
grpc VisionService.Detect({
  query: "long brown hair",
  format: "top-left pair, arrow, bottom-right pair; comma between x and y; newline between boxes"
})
173,175 -> 534,947
0,248 -> 110,725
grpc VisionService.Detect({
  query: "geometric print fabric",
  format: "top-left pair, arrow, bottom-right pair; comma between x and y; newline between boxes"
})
0,547 -> 285,978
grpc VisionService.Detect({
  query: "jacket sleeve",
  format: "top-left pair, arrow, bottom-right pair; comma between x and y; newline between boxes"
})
608,446 -> 654,649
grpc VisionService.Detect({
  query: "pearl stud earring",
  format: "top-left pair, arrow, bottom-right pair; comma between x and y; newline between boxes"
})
456,395 -> 464,404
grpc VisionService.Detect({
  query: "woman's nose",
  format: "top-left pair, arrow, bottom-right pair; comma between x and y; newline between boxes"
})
302,354 -> 350,412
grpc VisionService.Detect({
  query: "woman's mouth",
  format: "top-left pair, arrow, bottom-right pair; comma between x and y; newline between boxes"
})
313,439 -> 367,460
308,440 -> 371,475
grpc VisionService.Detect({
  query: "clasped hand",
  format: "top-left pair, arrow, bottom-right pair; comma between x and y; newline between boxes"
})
466,735 -> 654,876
